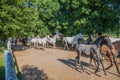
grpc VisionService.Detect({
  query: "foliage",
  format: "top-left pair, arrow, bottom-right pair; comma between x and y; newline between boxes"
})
0,0 -> 119,38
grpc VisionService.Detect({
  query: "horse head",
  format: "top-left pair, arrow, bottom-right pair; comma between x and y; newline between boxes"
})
78,38 -> 84,44
46,35 -> 51,40
95,36 -> 113,49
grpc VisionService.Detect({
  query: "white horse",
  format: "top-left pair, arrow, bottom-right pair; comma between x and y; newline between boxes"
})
39,35 -> 51,49
63,37 -> 74,50
30,35 -> 50,49
63,33 -> 84,50
30,37 -> 38,48
47,35 -> 58,48
110,37 -> 120,43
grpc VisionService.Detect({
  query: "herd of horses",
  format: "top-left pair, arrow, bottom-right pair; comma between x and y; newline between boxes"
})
29,33 -> 120,75
30,35 -> 59,49
7,33 -> 120,75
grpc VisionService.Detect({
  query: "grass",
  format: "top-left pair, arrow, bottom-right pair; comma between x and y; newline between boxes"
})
0,51 -> 5,80
0,43 -> 6,80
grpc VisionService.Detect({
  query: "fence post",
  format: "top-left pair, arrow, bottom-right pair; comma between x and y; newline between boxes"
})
4,50 -> 18,80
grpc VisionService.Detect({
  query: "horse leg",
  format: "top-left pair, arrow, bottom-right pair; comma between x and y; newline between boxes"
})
42,43 -> 45,50
75,50 -> 79,69
75,51 -> 84,71
64,42 -> 67,50
70,44 -> 74,50
75,56 -> 78,70
80,61 -> 84,71
105,55 -> 113,70
66,43 -> 69,50
36,42 -> 38,49
89,56 -> 94,65
75,56 -> 84,71
53,43 -> 56,48
100,60 -> 107,75
34,42 -> 36,48
37,42 -> 39,49
94,60 -> 99,74
113,55 -> 120,74
30,43 -> 32,48
38,43 -> 40,49
90,56 -> 97,66
93,53 -> 100,73
77,51 -> 84,71
93,59 -> 97,66
89,56 -> 92,65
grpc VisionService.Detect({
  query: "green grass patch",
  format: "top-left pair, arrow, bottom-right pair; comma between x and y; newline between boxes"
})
0,52 -> 5,80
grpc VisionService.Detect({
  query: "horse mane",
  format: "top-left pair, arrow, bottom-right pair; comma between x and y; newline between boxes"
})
94,36 -> 104,44
94,35 -> 111,48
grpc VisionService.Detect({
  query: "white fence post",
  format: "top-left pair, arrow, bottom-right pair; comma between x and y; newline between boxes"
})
4,50 -> 18,80
7,40 -> 11,50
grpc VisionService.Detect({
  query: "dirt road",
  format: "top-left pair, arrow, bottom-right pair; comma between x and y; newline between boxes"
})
14,47 -> 120,80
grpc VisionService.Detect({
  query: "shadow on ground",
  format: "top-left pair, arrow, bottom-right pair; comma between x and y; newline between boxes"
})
57,59 -> 120,77
57,59 -> 101,76
12,45 -> 30,51
21,65 -> 49,80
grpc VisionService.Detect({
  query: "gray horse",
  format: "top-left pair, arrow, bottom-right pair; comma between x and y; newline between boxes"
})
75,36 -> 113,75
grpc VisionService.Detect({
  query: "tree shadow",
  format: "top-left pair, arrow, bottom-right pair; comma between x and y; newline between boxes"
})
12,45 -> 29,51
21,65 -> 49,80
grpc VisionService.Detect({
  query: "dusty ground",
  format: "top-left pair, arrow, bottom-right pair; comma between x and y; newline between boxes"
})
14,46 -> 120,80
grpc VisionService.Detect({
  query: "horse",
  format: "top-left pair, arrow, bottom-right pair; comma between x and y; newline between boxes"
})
30,35 -> 49,49
63,37 -> 74,50
75,36 -> 113,75
110,37 -> 120,43
84,36 -> 93,44
35,35 -> 51,49
30,37 -> 38,48
113,41 -> 120,58
56,33 -> 64,47
112,41 -> 120,50
21,37 -> 27,47
90,41 -> 120,74
63,33 -> 84,50
47,35 -> 60,48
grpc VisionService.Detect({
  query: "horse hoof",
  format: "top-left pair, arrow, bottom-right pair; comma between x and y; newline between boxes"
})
75,67 -> 78,70
118,71 -> 120,74
82,69 -> 84,72
94,71 -> 97,73
96,69 -> 100,72
104,73 -> 107,75
105,68 -> 108,70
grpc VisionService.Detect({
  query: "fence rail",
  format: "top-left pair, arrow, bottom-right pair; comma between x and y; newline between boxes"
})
4,50 -> 18,80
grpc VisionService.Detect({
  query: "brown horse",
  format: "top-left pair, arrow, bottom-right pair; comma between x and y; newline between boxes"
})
112,41 -> 120,52
90,41 -> 120,74
112,41 -> 120,59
